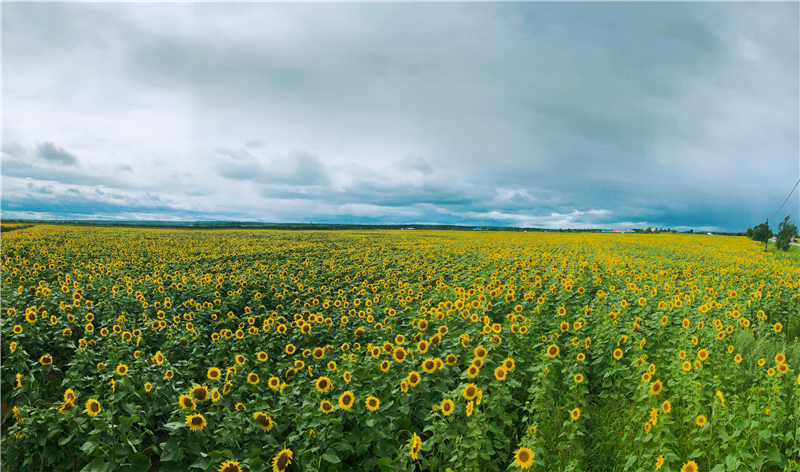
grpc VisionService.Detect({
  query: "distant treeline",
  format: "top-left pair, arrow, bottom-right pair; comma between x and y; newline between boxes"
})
0,219 -> 747,236
0,224 -> 36,233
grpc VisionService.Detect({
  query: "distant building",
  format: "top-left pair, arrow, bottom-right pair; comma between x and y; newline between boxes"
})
602,229 -> 632,233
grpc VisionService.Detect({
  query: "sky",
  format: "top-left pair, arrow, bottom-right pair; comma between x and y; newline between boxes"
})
2,2 -> 799,232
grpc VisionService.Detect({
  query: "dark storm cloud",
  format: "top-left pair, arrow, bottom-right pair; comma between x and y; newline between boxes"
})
216,149 -> 329,186
2,2 -> 797,230
35,142 -> 78,166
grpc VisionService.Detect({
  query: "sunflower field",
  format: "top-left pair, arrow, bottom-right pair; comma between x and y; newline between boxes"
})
2,226 -> 800,472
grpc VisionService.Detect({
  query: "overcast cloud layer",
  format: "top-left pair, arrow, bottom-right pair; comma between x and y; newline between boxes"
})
2,2 -> 798,231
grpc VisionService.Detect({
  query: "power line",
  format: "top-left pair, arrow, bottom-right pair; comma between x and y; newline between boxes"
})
769,178 -> 800,221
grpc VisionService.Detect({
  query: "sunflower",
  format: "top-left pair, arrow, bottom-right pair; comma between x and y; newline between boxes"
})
697,349 -> 708,361
503,358 -> 516,371
570,407 -> 580,421
192,385 -> 209,402
441,398 -> 454,416
472,358 -> 484,369
474,345 -> 488,359
514,447 -> 535,469
417,340 -> 429,353
144,382 -> 153,393
270,447 -> 294,472
165,370 -> 174,379
59,400 -> 74,414
343,371 -> 352,383
211,388 -> 221,402
662,400 -> 671,413
393,347 -> 407,363
681,460 -> 699,472
257,351 -> 268,362
235,402 -> 246,412
463,383 -> 478,400
40,354 -> 53,365
543,343 -> 559,358
467,365 -> 480,378
185,413 -> 206,432
778,363 -> 789,374
207,367 -> 221,380
380,360 -> 391,372
179,394 -> 196,410
365,395 -> 380,412
682,361 -> 692,371
316,376 -> 332,392
247,373 -> 259,385
247,412 -> 273,432
408,371 -> 421,387
695,415 -> 707,427
422,358 -> 436,374
446,354 -> 457,365
286,344 -> 296,355
613,349 -> 623,360
85,398 -> 102,416
574,373 -> 584,383
494,366 -> 507,381
338,391 -> 355,410
409,432 -> 423,460
320,400 -> 334,414
650,380 -> 663,395
218,461 -> 241,472
117,364 -> 128,376
774,322 -> 783,333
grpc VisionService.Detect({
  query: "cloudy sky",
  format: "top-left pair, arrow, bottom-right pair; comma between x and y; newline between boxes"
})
2,2 -> 798,231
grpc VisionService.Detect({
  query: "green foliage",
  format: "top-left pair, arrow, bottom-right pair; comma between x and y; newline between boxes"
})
751,222 -> 773,251
776,216 -> 798,252
2,228 -> 800,472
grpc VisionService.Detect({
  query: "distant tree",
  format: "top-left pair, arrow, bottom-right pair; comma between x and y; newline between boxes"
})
751,221 -> 773,252
745,227 -> 753,238
645,226 -> 652,233
688,229 -> 693,234
776,215 -> 798,252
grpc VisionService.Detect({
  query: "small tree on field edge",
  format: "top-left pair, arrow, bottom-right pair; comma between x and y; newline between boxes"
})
776,215 -> 798,252
751,221 -> 772,252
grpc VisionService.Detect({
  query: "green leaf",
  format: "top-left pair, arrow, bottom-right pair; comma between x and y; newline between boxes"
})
81,437 -> 100,456
161,437 -> 186,462
322,450 -> 341,464
80,456 -> 110,472
121,454 -> 152,472
623,454 -> 636,471
190,456 -> 211,470
765,445 -> 785,467
377,457 -> 392,467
